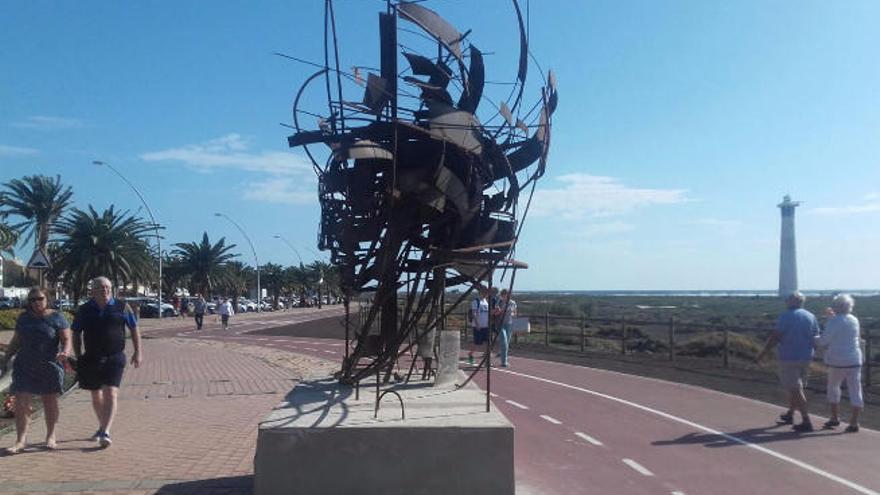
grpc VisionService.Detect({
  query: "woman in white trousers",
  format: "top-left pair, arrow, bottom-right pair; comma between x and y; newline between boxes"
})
816,294 -> 864,433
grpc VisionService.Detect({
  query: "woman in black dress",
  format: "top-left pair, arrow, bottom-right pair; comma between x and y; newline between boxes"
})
1,287 -> 72,454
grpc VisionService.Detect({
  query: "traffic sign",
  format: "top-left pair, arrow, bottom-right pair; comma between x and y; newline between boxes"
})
27,248 -> 51,270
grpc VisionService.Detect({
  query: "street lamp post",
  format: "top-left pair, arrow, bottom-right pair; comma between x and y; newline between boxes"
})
215,213 -> 261,312
273,235 -> 303,267
93,160 -> 163,318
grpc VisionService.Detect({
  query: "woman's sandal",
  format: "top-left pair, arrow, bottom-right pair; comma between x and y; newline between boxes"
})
844,424 -> 860,433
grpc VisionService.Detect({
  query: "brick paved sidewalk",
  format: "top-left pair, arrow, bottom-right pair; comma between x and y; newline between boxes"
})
0,338 -> 334,494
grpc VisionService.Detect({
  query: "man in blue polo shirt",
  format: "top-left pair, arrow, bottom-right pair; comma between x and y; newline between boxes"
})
756,291 -> 819,432
72,276 -> 144,448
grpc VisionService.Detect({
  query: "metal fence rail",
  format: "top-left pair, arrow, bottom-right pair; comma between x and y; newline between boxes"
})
496,311 -> 876,387
351,302 -> 878,387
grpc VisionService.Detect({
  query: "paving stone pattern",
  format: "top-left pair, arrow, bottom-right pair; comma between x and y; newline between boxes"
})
0,338 -> 329,494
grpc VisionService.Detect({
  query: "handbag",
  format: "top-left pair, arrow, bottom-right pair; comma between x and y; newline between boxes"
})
511,316 -> 530,334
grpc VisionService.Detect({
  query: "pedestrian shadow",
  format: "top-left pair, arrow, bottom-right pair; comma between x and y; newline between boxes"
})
155,475 -> 252,494
652,423 -> 845,448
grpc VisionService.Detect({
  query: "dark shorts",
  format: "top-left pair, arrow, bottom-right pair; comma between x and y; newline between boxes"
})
77,352 -> 126,390
473,327 -> 489,345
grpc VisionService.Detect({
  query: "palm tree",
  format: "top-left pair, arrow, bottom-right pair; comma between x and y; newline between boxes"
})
160,253 -> 187,298
0,174 -> 73,251
171,232 -> 238,297
51,205 -> 155,302
261,262 -> 286,309
307,260 -> 339,305
0,216 -> 18,257
216,260 -> 253,312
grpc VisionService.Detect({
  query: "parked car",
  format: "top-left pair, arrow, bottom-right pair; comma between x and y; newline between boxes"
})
237,298 -> 257,312
52,299 -> 76,311
127,297 -> 178,318
0,296 -> 16,309
140,302 -> 178,318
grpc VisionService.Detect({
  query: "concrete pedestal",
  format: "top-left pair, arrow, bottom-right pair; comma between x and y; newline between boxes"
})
254,375 -> 513,495
436,330 -> 461,388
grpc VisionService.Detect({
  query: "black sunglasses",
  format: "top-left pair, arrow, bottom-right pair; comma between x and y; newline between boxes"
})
29,297 -> 46,302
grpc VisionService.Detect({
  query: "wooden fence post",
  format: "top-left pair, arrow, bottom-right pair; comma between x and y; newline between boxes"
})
544,311 -> 550,347
723,327 -> 730,369
580,314 -> 586,353
669,317 -> 676,362
621,316 -> 626,355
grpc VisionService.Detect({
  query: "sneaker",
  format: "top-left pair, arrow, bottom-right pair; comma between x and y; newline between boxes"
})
822,419 -> 840,430
792,422 -> 814,433
99,432 -> 112,448
777,412 -> 794,425
90,430 -> 103,442
844,424 -> 860,433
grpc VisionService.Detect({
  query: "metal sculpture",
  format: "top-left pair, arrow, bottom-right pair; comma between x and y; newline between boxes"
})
285,0 -> 557,385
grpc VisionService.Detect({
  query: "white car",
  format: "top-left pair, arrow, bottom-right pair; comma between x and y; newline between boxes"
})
237,299 -> 257,312
141,302 -> 178,318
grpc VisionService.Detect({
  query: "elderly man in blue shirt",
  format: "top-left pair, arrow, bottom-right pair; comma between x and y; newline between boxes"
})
72,276 -> 143,448
756,291 -> 820,432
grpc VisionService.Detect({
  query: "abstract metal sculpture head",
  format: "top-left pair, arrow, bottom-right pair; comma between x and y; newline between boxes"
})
286,0 -> 557,384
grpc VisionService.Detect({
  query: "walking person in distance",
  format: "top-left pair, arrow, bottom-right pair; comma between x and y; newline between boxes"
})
193,293 -> 207,330
494,289 -> 517,368
218,297 -> 234,329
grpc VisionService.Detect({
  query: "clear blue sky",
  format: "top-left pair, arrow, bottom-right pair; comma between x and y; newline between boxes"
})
2,1 -> 878,290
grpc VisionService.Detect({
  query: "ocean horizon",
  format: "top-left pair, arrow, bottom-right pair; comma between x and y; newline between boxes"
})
519,290 -> 880,297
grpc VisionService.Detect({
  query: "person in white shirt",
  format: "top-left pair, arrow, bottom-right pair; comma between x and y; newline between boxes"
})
468,287 -> 490,366
218,298 -> 234,329
816,294 -> 864,432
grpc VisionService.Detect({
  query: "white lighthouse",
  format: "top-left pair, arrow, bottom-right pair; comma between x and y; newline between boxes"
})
778,195 -> 800,297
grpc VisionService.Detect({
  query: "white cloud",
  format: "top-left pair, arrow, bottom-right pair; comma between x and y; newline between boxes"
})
140,134 -> 312,176
530,173 -> 688,219
567,221 -> 635,240
0,144 -> 39,156
242,177 -> 315,205
11,116 -> 84,130
810,203 -> 880,215
863,192 -> 879,201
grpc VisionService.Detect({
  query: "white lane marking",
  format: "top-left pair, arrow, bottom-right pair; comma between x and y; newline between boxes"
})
305,348 -> 318,352
671,491 -> 687,495
540,415 -> 562,425
574,432 -> 603,446
499,368 -> 880,495
489,392 -> 499,398
322,350 -> 335,354
505,400 -> 529,410
622,458 -> 654,477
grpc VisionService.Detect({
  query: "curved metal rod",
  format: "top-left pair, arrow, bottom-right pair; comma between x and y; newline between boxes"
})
374,390 -> 405,420
292,68 -> 330,175
328,0 -> 346,133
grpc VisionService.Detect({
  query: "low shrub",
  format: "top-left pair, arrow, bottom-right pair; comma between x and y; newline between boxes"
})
677,331 -> 762,359
0,310 -> 21,330
0,309 -> 76,331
